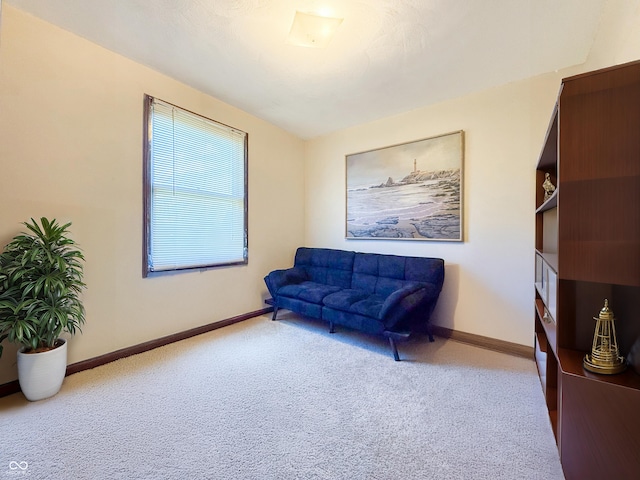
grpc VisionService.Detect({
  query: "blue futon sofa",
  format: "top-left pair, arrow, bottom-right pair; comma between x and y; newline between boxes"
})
264,247 -> 445,360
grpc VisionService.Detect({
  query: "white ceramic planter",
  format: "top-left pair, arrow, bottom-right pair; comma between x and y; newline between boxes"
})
17,339 -> 67,401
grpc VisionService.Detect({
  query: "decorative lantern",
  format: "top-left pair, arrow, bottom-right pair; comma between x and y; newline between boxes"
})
583,299 -> 626,374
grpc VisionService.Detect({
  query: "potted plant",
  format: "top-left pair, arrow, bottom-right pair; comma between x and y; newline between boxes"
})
0,217 -> 86,401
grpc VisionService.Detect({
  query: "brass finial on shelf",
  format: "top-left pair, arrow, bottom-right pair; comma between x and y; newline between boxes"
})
583,299 -> 626,374
542,172 -> 556,201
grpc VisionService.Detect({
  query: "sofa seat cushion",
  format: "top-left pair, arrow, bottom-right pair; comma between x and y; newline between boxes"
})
322,289 -> 370,310
278,281 -> 341,304
351,295 -> 386,319
323,290 -> 386,319
278,296 -> 323,320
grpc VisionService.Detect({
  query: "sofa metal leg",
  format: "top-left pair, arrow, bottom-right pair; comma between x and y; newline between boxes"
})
329,321 -> 335,333
271,305 -> 279,321
427,324 -> 435,342
388,337 -> 401,361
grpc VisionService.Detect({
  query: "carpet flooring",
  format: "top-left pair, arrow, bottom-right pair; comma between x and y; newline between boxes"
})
0,313 -> 564,479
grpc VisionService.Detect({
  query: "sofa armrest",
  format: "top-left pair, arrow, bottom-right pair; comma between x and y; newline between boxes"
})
379,282 -> 440,330
264,267 -> 308,297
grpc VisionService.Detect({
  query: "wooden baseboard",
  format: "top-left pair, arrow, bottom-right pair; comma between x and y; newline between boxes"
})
0,380 -> 20,399
431,325 -> 534,358
0,307 -> 273,399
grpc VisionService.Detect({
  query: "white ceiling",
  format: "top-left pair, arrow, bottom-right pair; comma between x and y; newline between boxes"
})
5,0 -> 606,139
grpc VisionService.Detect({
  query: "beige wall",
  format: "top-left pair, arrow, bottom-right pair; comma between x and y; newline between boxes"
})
0,7 -> 305,383
303,1 -> 640,348
584,0 -> 640,70
304,75 -> 561,347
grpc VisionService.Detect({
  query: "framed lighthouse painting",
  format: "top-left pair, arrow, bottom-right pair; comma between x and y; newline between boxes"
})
345,130 -> 464,241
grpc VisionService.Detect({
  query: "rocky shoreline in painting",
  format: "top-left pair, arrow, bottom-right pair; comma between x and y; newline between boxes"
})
346,167 -> 461,240
372,168 -> 460,189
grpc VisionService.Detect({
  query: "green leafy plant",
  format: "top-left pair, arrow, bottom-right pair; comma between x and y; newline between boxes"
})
0,218 -> 86,358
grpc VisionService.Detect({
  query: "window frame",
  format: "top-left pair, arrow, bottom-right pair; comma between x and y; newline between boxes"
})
142,94 -> 249,277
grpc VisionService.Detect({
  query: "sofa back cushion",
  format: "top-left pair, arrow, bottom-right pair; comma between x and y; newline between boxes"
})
352,253 -> 444,297
294,247 -> 355,288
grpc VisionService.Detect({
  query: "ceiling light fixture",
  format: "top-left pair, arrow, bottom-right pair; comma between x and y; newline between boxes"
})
287,11 -> 343,48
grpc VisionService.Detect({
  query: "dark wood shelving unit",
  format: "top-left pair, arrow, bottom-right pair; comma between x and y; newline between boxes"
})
535,189 -> 557,213
533,60 -> 640,480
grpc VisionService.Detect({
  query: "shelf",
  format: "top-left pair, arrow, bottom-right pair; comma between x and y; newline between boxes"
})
534,281 -> 544,297
535,334 -> 547,373
536,104 -> 558,169
535,330 -> 548,354
536,250 -> 558,273
558,348 -> 640,390
535,253 -> 558,323
535,299 -> 557,356
536,189 -> 557,213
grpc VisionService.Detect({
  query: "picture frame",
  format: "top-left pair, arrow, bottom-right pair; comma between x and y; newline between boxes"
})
345,130 -> 464,241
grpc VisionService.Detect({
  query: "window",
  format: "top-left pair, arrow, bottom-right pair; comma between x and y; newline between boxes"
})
143,95 -> 248,276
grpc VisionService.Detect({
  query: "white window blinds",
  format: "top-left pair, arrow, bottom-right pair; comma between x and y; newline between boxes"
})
144,96 -> 248,275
